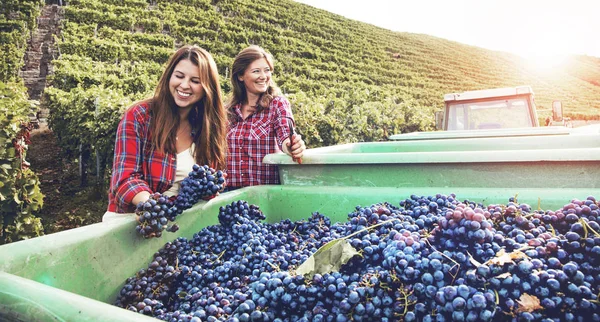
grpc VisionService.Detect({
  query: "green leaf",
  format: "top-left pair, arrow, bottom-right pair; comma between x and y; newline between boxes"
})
296,238 -> 359,278
294,218 -> 400,278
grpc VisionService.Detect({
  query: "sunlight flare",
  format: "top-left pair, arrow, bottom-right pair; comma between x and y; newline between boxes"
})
522,53 -> 570,71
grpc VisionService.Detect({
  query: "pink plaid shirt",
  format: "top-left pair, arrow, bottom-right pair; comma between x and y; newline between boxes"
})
226,96 -> 293,187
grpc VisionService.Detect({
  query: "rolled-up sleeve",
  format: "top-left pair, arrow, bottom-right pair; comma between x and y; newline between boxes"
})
272,96 -> 293,150
109,106 -> 152,211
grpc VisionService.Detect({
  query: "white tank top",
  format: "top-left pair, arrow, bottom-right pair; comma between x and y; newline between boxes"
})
164,143 -> 196,197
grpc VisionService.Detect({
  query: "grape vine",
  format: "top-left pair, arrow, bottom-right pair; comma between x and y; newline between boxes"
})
0,0 -> 46,244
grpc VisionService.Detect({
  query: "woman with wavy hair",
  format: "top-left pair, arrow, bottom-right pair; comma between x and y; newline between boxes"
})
226,45 -> 305,189
108,45 -> 227,213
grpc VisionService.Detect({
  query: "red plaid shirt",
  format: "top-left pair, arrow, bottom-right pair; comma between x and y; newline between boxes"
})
108,102 -> 176,213
226,96 -> 293,187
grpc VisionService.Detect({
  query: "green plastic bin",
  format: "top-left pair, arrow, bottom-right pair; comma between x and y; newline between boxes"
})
388,127 -> 569,141
0,185 -> 597,321
387,125 -> 600,141
264,130 -> 600,188
301,130 -> 600,154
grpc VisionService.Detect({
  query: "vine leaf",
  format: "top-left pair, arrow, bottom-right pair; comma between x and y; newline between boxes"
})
495,272 -> 512,279
295,218 -> 399,278
467,251 -> 482,267
485,247 -> 530,266
296,239 -> 359,278
516,293 -> 543,313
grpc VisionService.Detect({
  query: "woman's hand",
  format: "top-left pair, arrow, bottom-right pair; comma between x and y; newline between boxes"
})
283,134 -> 305,162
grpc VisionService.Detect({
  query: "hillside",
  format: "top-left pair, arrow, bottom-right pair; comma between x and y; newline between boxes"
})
44,0 -> 600,149
2,0 -> 599,187
0,0 -> 598,240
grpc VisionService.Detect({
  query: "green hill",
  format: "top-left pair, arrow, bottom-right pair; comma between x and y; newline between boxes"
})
1,0 -> 599,242
8,0 -> 600,173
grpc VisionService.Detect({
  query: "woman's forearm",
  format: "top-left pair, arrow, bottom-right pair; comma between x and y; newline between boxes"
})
132,191 -> 152,207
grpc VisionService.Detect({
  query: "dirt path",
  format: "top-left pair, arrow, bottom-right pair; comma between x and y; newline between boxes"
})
28,124 -> 106,233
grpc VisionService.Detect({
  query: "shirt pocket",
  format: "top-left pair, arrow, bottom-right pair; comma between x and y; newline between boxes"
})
250,122 -> 271,140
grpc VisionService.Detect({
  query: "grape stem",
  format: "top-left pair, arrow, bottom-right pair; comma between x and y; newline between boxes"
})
425,239 -> 461,285
343,218 -> 401,241
580,218 -> 600,237
548,224 -> 557,237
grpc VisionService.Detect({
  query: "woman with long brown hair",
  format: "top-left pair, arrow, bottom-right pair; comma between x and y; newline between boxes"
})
226,45 -> 305,189
108,45 -> 227,213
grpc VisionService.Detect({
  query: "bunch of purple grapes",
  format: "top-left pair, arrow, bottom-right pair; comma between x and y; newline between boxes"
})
115,239 -> 184,315
118,194 -> 600,321
134,192 -> 179,238
174,164 -> 226,211
134,165 -> 225,238
218,199 -> 265,226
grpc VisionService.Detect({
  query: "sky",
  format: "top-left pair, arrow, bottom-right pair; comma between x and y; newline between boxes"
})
295,0 -> 600,60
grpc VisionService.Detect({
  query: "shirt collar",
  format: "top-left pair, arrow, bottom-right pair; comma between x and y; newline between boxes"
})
232,103 -> 244,120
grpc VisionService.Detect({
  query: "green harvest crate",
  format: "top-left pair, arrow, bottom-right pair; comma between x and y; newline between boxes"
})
1,185 -> 597,321
303,130 -> 600,154
387,124 -> 600,141
264,130 -> 600,188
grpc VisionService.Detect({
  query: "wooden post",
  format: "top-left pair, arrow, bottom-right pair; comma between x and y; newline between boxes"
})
79,143 -> 89,187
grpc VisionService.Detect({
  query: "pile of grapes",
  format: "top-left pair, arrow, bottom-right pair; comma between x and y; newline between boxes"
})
118,194 -> 600,321
135,165 -> 226,238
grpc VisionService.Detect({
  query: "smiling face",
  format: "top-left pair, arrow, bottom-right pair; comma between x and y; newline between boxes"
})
169,59 -> 204,108
239,58 -> 271,97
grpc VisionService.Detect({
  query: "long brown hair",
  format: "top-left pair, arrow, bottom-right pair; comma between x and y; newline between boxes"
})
149,45 -> 227,170
226,45 -> 281,117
